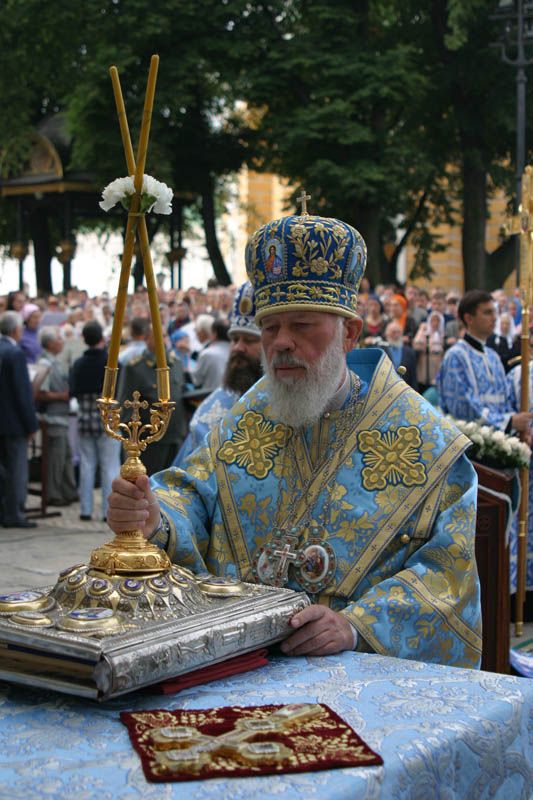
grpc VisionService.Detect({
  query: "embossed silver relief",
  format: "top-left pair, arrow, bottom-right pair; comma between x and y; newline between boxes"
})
0,570 -> 309,700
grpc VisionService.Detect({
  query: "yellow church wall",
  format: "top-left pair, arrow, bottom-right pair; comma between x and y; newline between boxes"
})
407,188 -> 517,294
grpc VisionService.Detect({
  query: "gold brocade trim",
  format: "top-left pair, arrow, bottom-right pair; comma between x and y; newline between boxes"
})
359,426 -> 427,491
212,424 -> 255,581
215,357 -> 407,589
395,571 -> 482,654
292,428 -> 314,485
217,411 -> 288,479
341,608 -> 388,656
336,431 -> 470,598
213,358 -> 469,603
255,299 -> 358,322
411,479 -> 445,543
286,359 -> 409,529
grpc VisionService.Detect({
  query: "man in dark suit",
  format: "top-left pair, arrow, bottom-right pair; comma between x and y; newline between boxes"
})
0,311 -> 39,527
382,320 -> 419,391
117,325 -> 187,475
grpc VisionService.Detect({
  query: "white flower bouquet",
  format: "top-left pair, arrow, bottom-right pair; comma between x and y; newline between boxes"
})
99,174 -> 173,215
445,416 -> 531,470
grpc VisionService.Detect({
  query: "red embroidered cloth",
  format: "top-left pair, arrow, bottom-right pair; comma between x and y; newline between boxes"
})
155,649 -> 269,694
121,702 -> 383,782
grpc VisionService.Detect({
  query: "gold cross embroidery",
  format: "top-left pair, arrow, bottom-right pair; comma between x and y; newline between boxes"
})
217,411 -> 288,479
152,704 -> 322,772
358,426 -> 427,491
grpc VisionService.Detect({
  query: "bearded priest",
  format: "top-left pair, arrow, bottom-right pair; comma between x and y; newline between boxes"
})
173,281 -> 263,468
106,210 -> 482,669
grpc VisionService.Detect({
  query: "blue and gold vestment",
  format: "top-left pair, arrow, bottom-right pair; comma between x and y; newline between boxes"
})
436,339 -> 512,429
173,386 -> 239,468
151,349 -> 482,669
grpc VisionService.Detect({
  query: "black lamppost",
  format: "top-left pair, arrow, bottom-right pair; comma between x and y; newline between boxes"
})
493,0 -> 533,281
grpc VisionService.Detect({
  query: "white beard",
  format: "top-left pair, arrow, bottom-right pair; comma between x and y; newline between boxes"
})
262,323 -> 347,428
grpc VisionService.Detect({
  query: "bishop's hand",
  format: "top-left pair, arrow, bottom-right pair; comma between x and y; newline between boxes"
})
107,474 -> 161,538
281,605 -> 355,656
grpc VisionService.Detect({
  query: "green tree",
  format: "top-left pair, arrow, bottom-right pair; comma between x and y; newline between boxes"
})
0,0 -> 254,292
0,0 -> 83,292
237,0 -> 527,290
235,0 -> 454,285
428,0 -> 520,290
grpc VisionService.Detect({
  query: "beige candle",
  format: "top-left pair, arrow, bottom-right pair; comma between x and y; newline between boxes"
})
106,55 -> 169,389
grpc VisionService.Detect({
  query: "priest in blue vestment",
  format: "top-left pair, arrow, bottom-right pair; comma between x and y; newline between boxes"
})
106,209 -> 482,670
436,289 -> 531,434
173,282 -> 262,467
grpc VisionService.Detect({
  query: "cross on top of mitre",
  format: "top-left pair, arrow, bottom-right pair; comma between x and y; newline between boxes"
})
297,188 -> 311,216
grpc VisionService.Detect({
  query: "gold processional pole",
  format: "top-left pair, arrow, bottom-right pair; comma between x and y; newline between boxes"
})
507,164 -> 533,636
90,54 -> 175,576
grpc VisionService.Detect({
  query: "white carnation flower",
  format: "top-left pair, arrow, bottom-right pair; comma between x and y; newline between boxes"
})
99,176 -> 135,211
492,431 -> 506,443
99,174 -> 173,215
142,175 -> 173,214
479,426 -> 492,438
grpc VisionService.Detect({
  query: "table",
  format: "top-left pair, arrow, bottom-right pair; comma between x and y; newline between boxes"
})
0,652 -> 531,799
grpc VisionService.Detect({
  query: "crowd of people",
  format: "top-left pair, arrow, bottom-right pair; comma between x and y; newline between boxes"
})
0,279 -> 526,392
2,269 -> 533,579
0,278 -> 530,528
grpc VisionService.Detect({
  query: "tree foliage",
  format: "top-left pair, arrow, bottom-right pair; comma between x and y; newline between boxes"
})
0,0 -> 531,293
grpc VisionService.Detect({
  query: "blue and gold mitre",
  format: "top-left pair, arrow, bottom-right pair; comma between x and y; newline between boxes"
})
228,281 -> 260,337
245,213 -> 366,322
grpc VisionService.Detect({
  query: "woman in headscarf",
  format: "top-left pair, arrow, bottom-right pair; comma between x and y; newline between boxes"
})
389,293 -> 418,345
413,310 -> 446,391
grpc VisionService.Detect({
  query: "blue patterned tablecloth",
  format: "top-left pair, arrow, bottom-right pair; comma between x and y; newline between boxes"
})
0,651 -> 531,800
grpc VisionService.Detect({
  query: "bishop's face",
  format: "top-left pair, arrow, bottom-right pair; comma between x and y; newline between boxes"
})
259,310 -> 361,427
260,310 -> 358,382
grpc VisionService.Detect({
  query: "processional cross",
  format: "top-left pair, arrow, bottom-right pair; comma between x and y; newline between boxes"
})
505,165 -> 533,635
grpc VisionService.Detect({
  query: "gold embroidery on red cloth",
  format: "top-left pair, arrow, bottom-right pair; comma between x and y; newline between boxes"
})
121,702 -> 383,781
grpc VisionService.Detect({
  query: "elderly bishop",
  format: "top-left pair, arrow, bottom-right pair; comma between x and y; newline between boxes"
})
107,210 -> 482,668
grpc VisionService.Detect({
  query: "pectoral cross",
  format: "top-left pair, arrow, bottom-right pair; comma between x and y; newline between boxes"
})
272,536 -> 302,584
297,188 -> 311,216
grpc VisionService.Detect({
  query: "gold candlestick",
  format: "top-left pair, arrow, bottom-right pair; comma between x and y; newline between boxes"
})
90,391 -> 175,574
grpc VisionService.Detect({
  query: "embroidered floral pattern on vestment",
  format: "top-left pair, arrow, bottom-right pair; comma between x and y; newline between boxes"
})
217,411 -> 288,479
359,426 -> 427,491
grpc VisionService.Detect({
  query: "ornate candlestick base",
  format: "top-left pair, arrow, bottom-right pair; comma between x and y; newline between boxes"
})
89,532 -> 171,575
91,388 -> 175,576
